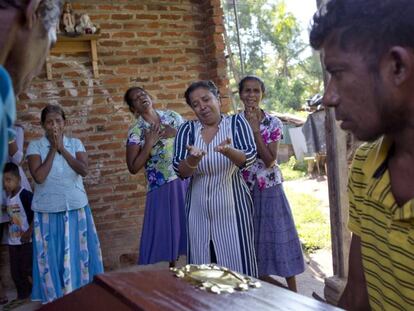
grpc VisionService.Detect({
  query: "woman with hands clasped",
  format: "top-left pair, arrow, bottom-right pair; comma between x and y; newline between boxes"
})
240,76 -> 304,291
124,86 -> 187,267
173,80 -> 258,277
27,104 -> 103,303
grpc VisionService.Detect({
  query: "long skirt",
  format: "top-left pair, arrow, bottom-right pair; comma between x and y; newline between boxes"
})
32,205 -> 104,303
253,183 -> 305,277
138,178 -> 187,264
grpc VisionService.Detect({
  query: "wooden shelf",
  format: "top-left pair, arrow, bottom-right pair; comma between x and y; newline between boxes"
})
46,34 -> 100,79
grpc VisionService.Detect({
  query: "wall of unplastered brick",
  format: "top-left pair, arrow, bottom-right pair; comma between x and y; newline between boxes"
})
0,0 -> 230,287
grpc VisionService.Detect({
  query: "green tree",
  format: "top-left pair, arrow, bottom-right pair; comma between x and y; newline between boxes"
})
222,0 -> 323,113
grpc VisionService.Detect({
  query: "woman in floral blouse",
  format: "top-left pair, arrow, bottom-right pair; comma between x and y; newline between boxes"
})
240,76 -> 304,291
124,86 -> 187,267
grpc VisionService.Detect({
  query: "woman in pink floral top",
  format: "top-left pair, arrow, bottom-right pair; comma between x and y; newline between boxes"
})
240,75 -> 304,291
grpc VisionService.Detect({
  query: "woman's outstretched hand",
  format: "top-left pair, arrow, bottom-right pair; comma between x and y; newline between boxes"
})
185,145 -> 206,169
214,137 -> 232,154
186,145 -> 206,158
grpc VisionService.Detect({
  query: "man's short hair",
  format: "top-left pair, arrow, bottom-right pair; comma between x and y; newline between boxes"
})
310,0 -> 414,63
3,162 -> 20,178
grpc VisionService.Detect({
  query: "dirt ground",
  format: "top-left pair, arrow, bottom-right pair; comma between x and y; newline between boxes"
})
274,177 -> 333,299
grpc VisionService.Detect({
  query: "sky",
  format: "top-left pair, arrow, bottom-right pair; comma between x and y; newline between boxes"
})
285,0 -> 318,57
285,0 -> 317,29
285,0 -> 318,42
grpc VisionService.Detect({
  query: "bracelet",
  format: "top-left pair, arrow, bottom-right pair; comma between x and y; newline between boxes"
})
184,158 -> 198,169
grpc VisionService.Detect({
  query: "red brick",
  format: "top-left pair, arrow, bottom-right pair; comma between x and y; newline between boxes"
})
136,32 -> 158,37
100,40 -> 123,47
129,57 -> 151,65
97,5 -> 118,10
103,59 -> 128,66
116,67 -> 138,75
112,32 -> 135,38
140,48 -> 161,55
102,77 -> 129,85
112,14 -> 134,20
135,14 -> 159,20
123,5 -> 145,10
125,40 -> 148,46
99,23 -> 123,30
160,14 -> 182,21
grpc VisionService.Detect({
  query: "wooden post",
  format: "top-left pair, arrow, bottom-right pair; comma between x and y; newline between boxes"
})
315,0 -> 352,304
90,38 -> 99,78
325,108 -> 351,278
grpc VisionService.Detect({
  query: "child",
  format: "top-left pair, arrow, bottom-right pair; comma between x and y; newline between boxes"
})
3,162 -> 33,300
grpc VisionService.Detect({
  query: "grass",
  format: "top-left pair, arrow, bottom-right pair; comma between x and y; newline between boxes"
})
284,183 -> 331,253
279,156 -> 307,181
278,156 -> 331,252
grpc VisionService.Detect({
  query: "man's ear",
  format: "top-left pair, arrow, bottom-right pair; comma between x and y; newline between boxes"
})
386,46 -> 414,86
25,0 -> 42,29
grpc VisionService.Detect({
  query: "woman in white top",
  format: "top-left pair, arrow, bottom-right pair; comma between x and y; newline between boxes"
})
27,104 -> 103,303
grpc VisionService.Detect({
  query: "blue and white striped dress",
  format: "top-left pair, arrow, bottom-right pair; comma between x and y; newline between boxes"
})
173,114 -> 258,277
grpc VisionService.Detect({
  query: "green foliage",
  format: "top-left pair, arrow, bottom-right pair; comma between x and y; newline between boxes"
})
222,0 -> 323,113
285,187 -> 331,252
279,156 -> 306,181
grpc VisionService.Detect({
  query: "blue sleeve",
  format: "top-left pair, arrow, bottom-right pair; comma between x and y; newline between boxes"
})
173,121 -> 192,177
233,114 -> 257,169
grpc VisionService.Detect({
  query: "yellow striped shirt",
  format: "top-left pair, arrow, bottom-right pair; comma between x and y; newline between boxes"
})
348,136 -> 414,310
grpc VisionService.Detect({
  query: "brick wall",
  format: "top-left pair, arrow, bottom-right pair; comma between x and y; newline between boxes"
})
0,0 -> 230,286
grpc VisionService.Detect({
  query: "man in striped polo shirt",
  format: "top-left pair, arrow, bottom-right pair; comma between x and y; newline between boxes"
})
310,0 -> 414,310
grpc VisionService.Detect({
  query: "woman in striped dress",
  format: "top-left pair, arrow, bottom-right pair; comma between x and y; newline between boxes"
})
173,80 -> 258,277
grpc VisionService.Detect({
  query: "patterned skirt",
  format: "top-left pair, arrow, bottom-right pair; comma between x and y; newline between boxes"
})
31,205 -> 104,303
252,183 -> 305,277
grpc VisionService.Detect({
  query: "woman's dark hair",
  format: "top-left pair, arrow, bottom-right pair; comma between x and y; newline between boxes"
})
238,75 -> 265,95
184,80 -> 220,106
41,104 -> 66,124
3,162 -> 20,178
124,86 -> 148,109
310,0 -> 414,64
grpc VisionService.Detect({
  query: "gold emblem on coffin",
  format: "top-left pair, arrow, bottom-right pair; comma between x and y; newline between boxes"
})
171,264 -> 261,294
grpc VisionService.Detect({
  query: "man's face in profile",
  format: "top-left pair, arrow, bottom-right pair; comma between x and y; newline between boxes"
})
321,36 -> 388,141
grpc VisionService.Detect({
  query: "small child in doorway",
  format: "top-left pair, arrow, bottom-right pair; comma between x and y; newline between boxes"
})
3,162 -> 33,300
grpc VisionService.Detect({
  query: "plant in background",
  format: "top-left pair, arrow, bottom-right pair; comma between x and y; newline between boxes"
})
280,156 -> 306,181
285,187 -> 331,252
222,0 -> 324,114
